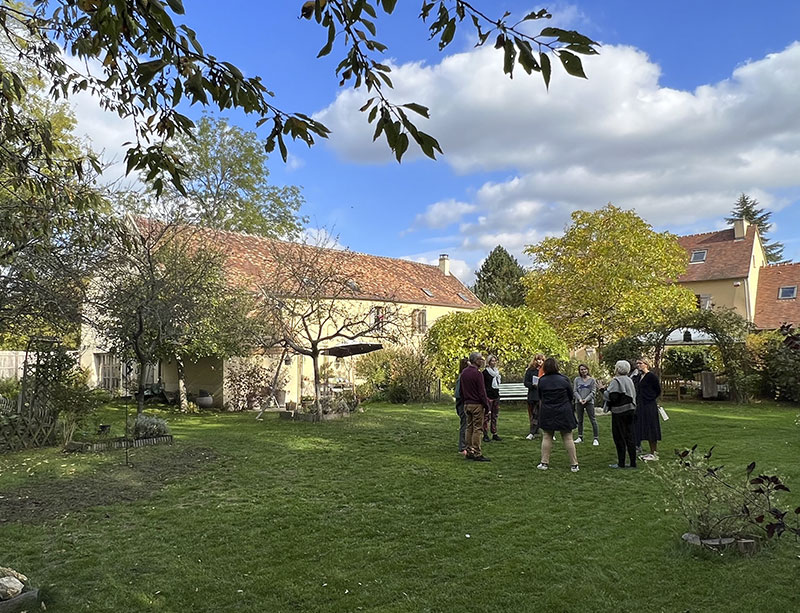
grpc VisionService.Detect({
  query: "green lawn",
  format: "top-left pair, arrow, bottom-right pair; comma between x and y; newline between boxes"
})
1,400 -> 798,612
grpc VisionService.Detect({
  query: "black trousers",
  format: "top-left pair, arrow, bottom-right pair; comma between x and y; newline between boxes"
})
611,410 -> 637,467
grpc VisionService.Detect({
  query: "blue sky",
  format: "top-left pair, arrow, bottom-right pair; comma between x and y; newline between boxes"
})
73,1 -> 800,283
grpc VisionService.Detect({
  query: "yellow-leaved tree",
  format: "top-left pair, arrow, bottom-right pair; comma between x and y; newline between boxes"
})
523,205 -> 696,354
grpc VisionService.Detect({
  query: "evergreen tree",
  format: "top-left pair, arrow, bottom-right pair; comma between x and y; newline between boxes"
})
725,194 -> 784,263
471,246 -> 527,307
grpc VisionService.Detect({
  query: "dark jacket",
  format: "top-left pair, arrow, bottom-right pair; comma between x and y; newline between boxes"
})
523,367 -> 540,403
483,369 -> 500,400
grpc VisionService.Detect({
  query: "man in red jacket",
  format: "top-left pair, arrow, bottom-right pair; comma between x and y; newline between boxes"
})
460,352 -> 492,462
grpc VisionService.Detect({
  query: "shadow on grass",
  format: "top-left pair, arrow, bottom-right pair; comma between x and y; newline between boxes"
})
0,446 -> 217,524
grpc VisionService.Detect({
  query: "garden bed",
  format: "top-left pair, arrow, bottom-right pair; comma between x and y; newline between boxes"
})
66,435 -> 174,452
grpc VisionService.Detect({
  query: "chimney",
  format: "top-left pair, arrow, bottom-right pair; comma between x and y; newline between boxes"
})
438,254 -> 450,276
733,218 -> 749,240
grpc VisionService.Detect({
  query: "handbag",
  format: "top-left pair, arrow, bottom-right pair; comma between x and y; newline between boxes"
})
658,405 -> 669,421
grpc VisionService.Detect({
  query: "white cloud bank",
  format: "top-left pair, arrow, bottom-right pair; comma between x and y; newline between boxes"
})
315,41 -> 800,271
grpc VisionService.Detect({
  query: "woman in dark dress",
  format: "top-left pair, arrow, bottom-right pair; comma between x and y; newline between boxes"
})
536,358 -> 579,472
633,357 -> 661,461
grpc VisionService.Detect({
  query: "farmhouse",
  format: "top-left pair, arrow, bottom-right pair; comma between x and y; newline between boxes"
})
676,218 -> 799,329
80,224 -> 481,407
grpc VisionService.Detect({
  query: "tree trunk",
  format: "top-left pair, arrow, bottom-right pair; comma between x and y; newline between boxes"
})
176,355 -> 188,412
311,352 -> 322,415
136,358 -> 147,415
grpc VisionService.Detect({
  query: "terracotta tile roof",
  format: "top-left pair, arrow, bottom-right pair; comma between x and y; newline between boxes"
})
139,220 -> 481,310
754,262 -> 800,330
676,226 -> 756,282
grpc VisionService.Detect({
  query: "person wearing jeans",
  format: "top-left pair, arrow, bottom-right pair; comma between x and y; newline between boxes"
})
573,364 -> 599,445
606,360 -> 637,469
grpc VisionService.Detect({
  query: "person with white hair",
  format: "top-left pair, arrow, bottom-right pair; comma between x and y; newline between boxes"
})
606,360 -> 638,469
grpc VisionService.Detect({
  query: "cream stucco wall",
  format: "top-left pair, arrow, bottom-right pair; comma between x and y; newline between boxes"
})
278,299 -> 476,405
680,279 -> 748,316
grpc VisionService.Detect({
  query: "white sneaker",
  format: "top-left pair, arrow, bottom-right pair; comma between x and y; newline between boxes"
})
570,465 -> 580,473
641,453 -> 657,461
537,463 -> 549,470
574,437 -> 583,444
525,433 -> 534,440
593,439 -> 599,446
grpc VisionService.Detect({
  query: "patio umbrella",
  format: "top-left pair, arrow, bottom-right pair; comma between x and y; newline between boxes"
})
320,342 -> 383,358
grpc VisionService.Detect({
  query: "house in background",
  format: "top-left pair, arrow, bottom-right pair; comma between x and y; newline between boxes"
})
80,226 -> 481,407
675,218 -> 798,330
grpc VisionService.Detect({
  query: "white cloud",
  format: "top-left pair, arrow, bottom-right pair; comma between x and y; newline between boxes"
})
406,253 -> 473,284
316,40 -> 800,271
408,199 -> 478,231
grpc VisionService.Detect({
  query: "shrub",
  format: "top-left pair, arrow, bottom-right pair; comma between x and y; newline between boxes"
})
653,445 -> 800,542
0,377 -> 21,400
752,331 -> 800,403
224,357 -> 287,411
356,347 -> 437,403
53,371 -> 108,445
133,414 -> 170,439
600,336 -> 646,373
662,346 -> 722,379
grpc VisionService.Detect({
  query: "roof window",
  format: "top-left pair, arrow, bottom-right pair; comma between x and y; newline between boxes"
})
690,250 -> 707,263
421,288 -> 434,297
457,292 -> 471,303
778,286 -> 797,300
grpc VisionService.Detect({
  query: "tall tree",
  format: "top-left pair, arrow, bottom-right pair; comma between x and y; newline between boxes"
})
0,0 -> 598,194
425,304 -> 567,384
725,193 -> 784,263
154,115 -> 307,239
1,36 -> 110,342
523,205 -> 697,352
92,221 -> 253,413
471,245 -> 526,307
254,233 -> 403,414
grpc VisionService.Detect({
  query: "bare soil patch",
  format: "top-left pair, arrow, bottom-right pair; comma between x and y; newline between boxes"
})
0,446 -> 217,524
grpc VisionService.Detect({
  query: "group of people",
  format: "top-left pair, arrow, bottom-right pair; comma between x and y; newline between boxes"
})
453,353 -> 663,470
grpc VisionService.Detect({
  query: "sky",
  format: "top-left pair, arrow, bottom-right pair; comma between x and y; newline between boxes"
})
70,1 -> 800,284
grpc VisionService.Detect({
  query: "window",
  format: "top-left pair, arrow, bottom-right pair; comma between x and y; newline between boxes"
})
411,309 -> 427,334
695,294 -> 712,310
778,286 -> 797,300
690,250 -> 707,263
95,353 -> 121,391
457,292 -> 471,303
421,288 -> 434,298
372,306 -> 385,331
346,279 -> 360,293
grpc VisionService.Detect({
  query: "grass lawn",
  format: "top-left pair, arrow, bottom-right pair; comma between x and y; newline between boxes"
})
1,399 -> 798,612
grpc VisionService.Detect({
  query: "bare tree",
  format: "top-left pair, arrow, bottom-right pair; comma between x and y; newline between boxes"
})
254,234 -> 403,413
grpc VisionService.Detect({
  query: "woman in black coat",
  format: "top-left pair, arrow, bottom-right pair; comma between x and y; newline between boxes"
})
536,358 -> 579,472
633,357 -> 661,461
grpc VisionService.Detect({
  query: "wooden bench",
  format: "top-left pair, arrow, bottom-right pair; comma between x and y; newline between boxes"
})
498,382 -> 529,402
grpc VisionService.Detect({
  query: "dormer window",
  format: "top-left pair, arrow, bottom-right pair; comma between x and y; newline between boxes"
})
690,250 -> 707,263
421,288 -> 434,298
778,286 -> 797,300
